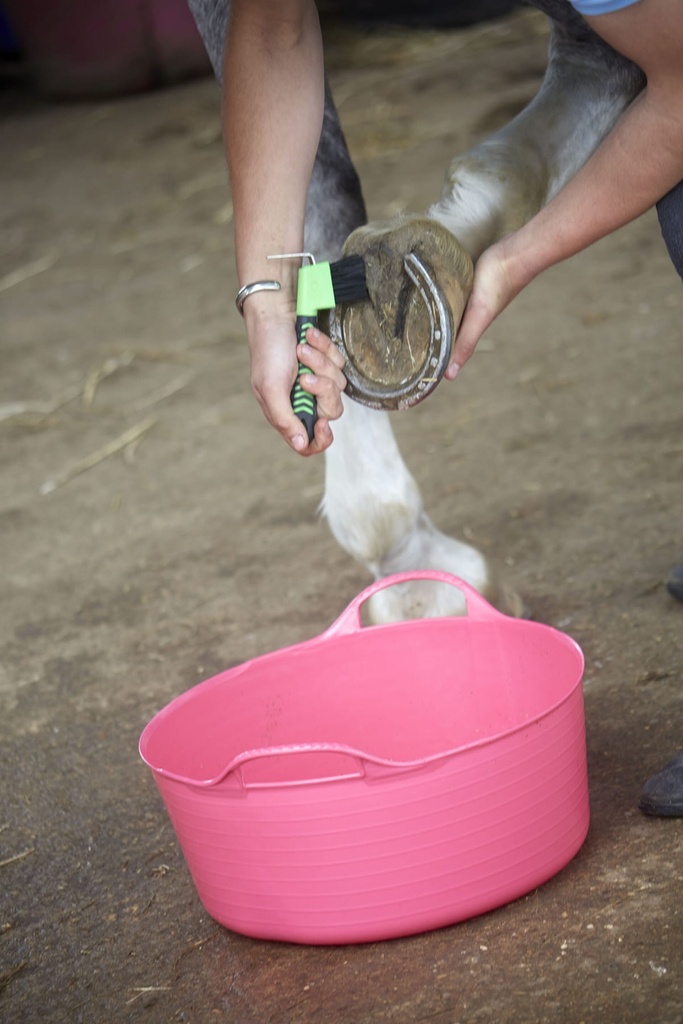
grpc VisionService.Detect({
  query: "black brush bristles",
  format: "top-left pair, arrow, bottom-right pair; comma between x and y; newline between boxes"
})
329,254 -> 369,304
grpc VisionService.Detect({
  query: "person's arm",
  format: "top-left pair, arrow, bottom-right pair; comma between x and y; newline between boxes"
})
448,0 -> 683,377
223,0 -> 346,454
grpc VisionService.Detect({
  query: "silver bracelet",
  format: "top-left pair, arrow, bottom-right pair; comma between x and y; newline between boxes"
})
235,280 -> 281,316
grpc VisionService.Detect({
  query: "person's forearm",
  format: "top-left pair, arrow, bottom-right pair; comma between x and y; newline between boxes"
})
448,0 -> 683,376
506,87 -> 683,289
223,0 -> 324,298
503,0 -> 683,291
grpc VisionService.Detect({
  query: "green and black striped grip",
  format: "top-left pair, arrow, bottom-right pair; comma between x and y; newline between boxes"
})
291,314 -> 317,443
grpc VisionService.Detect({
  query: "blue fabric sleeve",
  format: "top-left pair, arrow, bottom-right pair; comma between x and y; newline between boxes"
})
570,0 -> 641,14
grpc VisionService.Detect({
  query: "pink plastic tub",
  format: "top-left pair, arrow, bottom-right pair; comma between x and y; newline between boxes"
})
139,572 -> 589,945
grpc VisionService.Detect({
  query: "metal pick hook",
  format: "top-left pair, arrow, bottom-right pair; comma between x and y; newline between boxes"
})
267,252 -> 316,265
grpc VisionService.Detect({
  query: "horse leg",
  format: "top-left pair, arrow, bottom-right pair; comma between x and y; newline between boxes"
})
309,87 -> 505,620
327,5 -> 644,622
431,2 -> 645,257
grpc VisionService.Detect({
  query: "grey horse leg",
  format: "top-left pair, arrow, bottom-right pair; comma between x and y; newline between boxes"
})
433,1 -> 645,257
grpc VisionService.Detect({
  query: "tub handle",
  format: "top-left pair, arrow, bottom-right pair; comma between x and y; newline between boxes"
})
224,744 -> 411,789
322,570 -> 503,637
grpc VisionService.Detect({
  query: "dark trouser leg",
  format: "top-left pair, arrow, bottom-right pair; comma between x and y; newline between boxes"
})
656,182 -> 683,603
639,185 -> 683,816
657,178 -> 683,278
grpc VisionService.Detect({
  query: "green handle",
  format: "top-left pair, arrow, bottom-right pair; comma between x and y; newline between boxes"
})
292,314 -> 317,443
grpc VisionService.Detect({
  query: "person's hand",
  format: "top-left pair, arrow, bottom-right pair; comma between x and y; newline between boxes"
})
245,304 -> 347,455
446,237 -> 524,379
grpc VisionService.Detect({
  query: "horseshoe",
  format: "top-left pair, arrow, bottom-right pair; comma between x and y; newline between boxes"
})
328,251 -> 454,411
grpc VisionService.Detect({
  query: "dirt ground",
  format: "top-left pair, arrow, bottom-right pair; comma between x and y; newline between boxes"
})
2,9 -> 683,1023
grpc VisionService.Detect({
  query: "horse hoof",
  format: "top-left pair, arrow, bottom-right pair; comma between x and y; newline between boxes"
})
357,519 -> 526,624
326,216 -> 473,411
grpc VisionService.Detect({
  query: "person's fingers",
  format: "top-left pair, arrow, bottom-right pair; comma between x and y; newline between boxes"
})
304,326 -> 346,369
251,378 -> 309,452
296,328 -> 347,424
253,370 -> 340,455
298,370 -> 345,422
247,320 -> 345,456
446,244 -> 518,379
297,345 -> 346,401
296,344 -> 345,384
278,414 -> 334,458
306,415 -> 335,455
445,293 -> 496,378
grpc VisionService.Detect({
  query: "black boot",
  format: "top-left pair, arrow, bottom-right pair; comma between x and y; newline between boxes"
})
667,562 -> 683,602
639,750 -> 683,816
